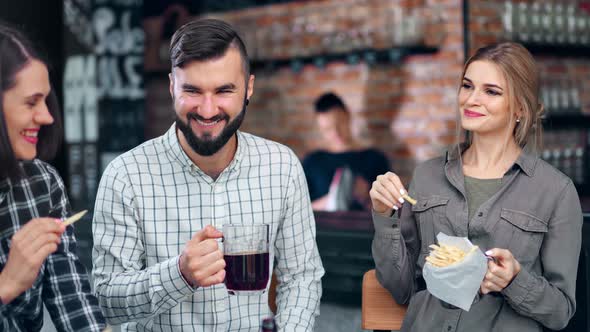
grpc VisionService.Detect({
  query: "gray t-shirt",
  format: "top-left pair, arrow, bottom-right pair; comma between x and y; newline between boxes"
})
464,175 -> 503,221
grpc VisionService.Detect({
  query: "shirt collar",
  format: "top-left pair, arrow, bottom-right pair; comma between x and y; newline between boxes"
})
445,143 -> 537,177
164,122 -> 246,175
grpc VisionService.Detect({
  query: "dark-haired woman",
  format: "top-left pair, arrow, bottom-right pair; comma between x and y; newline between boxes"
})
0,23 -> 106,331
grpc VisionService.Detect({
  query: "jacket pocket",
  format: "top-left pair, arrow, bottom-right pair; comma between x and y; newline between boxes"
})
499,208 -> 548,264
412,196 -> 450,213
412,196 -> 450,261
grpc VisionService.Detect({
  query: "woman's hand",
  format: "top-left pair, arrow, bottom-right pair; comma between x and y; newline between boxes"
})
480,248 -> 521,294
0,218 -> 65,304
369,171 -> 407,215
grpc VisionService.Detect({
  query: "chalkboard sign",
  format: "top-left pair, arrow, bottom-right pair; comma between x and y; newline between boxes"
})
94,0 -> 145,166
63,0 -> 98,211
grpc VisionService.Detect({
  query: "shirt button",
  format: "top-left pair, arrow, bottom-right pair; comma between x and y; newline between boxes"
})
478,212 -> 483,217
447,326 -> 452,331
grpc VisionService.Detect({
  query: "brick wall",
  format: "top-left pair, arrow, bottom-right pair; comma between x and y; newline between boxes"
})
145,0 -> 590,183
204,0 -> 464,181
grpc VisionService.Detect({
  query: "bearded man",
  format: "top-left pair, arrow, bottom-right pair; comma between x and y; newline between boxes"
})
92,18 -> 324,332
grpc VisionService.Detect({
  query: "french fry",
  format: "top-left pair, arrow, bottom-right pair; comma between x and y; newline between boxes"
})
402,194 -> 417,206
62,210 -> 88,226
425,243 -> 478,268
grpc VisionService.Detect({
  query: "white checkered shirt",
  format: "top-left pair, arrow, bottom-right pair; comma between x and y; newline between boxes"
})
92,124 -> 324,331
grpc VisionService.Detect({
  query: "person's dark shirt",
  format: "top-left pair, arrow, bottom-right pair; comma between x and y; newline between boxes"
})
0,160 -> 106,332
302,148 -> 390,202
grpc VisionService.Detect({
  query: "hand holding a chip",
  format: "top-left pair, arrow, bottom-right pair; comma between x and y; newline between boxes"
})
369,171 -> 417,215
0,218 -> 66,304
480,248 -> 522,294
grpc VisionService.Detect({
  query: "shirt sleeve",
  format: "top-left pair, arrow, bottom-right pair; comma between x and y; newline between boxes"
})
501,180 -> 582,330
42,166 -> 107,332
92,162 -> 194,325
371,177 -> 421,305
274,154 -> 325,331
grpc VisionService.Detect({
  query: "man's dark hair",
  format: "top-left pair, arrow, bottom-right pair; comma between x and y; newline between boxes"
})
169,18 -> 250,79
0,22 -> 62,181
314,92 -> 347,114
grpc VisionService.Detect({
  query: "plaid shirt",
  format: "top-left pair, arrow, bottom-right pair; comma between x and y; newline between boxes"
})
92,124 -> 324,331
0,160 -> 106,332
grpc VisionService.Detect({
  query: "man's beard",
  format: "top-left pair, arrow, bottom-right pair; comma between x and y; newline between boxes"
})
176,101 -> 247,157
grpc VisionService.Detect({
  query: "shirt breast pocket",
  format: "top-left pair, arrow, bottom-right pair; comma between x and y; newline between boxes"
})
412,196 -> 450,260
499,208 -> 548,264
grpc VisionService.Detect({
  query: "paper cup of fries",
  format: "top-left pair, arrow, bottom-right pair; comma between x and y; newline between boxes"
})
422,232 -> 488,311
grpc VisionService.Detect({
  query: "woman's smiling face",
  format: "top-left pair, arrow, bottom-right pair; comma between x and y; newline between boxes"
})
2,59 -> 53,160
458,60 -> 515,138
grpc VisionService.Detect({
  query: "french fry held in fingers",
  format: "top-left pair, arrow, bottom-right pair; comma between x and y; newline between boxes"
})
425,243 -> 478,268
62,210 -> 88,226
401,193 -> 417,205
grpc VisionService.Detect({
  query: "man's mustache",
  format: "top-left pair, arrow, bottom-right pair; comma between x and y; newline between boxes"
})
186,112 -> 229,123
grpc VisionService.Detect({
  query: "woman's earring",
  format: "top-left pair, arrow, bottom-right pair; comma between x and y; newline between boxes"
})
516,118 -> 521,123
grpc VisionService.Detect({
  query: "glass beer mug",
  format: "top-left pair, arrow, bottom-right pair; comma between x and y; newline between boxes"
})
222,224 -> 270,295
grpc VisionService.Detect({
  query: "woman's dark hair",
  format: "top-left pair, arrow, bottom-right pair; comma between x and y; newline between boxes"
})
0,22 -> 62,181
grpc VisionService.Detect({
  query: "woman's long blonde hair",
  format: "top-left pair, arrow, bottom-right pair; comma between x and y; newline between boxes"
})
456,42 -> 543,154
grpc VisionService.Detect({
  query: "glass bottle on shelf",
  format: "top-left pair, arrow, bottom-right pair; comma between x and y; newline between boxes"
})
563,148 -> 574,179
540,75 -> 551,115
542,149 -> 552,162
516,2 -> 530,42
502,1 -> 515,41
577,3 -> 589,45
570,78 -> 581,111
549,78 -> 561,115
530,1 -> 543,43
552,148 -> 563,171
559,77 -> 571,113
553,0 -> 567,44
541,0 -> 555,44
566,1 -> 578,45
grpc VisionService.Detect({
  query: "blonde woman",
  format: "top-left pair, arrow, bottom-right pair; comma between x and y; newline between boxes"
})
370,42 -> 582,331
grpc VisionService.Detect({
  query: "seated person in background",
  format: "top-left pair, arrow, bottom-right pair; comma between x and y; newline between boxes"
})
370,42 -> 581,331
303,92 -> 390,211
0,23 -> 106,331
